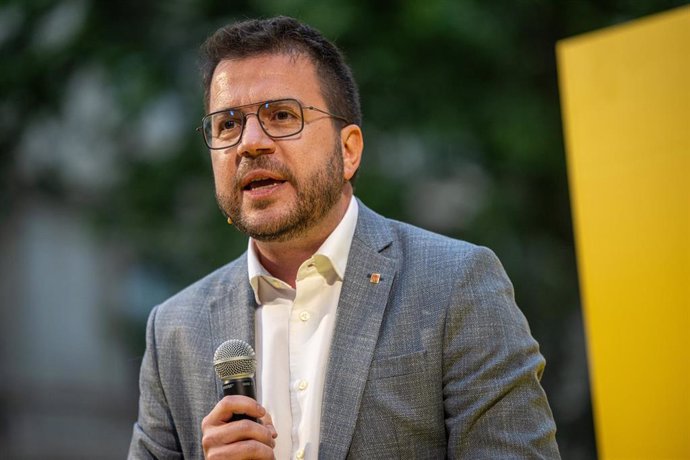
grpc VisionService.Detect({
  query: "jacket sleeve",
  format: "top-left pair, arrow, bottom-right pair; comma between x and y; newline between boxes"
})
443,246 -> 561,459
128,305 -> 184,460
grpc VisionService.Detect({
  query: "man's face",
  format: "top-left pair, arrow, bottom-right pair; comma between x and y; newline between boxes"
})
207,53 -> 346,242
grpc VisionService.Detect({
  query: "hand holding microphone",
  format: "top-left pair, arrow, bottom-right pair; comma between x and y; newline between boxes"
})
201,340 -> 277,459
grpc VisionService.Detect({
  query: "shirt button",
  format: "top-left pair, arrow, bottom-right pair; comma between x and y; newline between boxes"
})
299,311 -> 311,322
297,379 -> 308,391
296,449 -> 305,459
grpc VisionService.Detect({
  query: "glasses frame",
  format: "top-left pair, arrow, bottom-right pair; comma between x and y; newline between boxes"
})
196,98 -> 351,150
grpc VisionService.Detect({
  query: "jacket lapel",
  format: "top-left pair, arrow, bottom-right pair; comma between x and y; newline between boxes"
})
319,203 -> 398,459
208,256 -> 257,397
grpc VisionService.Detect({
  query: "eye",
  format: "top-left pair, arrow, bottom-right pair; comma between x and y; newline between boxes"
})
262,101 -> 301,124
222,119 -> 237,130
273,110 -> 295,121
214,111 -> 242,135
269,108 -> 299,122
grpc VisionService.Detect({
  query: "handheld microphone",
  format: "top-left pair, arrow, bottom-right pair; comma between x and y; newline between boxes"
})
213,339 -> 257,422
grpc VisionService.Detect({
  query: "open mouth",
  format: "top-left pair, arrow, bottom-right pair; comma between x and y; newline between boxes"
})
243,177 -> 287,191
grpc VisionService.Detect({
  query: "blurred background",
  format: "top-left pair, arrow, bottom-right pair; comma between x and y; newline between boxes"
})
0,1 -> 685,458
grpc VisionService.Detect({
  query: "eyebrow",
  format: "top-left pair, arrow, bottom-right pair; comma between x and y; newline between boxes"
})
208,98 -> 305,115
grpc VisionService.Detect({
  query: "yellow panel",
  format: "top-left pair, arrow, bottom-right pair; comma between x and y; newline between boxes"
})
557,6 -> 690,459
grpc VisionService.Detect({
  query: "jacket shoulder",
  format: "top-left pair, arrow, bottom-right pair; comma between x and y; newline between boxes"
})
382,216 -> 498,273
152,255 -> 247,325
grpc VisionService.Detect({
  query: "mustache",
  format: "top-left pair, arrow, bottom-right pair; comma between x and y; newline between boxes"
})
232,155 -> 296,190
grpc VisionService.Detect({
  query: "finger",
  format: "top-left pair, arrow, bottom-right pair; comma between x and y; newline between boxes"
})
202,419 -> 276,452
205,439 -> 275,460
259,411 -> 278,439
202,396 -> 266,429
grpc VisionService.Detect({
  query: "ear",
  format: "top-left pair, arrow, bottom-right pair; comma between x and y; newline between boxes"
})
340,124 -> 363,181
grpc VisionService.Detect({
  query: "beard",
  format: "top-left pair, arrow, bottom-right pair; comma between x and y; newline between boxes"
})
215,142 -> 345,242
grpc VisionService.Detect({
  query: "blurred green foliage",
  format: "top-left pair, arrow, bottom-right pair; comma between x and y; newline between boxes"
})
2,0 -> 686,457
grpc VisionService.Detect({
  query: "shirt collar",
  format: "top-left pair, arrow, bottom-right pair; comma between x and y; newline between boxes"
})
247,196 -> 359,302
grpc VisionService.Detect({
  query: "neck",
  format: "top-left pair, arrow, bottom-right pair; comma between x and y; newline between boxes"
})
254,189 -> 352,288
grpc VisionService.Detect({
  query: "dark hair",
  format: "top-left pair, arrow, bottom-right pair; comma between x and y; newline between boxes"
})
199,16 -> 361,129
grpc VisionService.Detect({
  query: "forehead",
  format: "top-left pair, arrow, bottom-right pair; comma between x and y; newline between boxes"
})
209,53 -> 323,112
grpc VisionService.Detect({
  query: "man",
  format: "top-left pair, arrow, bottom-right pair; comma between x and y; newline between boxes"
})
129,16 -> 560,459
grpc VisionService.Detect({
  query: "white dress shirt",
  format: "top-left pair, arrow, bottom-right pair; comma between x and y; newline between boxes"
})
247,197 -> 358,460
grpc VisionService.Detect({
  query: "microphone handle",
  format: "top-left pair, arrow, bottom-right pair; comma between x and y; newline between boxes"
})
222,377 -> 257,422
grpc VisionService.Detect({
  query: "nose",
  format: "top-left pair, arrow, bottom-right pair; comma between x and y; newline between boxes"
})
236,114 -> 275,158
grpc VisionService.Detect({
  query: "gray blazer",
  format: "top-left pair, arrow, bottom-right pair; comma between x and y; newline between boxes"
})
129,202 -> 560,459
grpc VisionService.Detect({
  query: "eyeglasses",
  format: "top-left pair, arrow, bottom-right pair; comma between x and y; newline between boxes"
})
197,98 -> 350,150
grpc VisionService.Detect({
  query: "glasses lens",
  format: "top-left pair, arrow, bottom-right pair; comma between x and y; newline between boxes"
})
204,110 -> 243,149
258,100 -> 303,138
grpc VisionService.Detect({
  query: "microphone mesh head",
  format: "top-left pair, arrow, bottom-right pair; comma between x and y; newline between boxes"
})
213,339 -> 256,381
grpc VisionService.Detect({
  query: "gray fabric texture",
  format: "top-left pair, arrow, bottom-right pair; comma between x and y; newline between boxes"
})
128,200 -> 560,459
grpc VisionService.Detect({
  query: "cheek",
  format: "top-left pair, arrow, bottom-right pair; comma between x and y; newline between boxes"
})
210,154 -> 236,190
